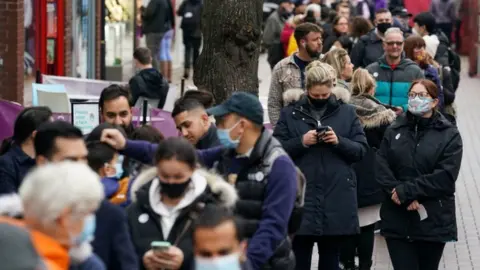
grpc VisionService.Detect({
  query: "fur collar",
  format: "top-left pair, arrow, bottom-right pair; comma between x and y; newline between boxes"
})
130,167 -> 238,208
282,87 -> 351,105
350,94 -> 396,128
0,193 -> 24,217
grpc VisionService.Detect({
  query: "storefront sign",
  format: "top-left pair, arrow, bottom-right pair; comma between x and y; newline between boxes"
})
71,102 -> 100,134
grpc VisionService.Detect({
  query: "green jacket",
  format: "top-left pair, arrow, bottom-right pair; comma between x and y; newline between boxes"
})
366,56 -> 424,111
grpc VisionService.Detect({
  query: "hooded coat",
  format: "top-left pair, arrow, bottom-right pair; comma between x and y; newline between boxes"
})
273,87 -> 368,236
128,68 -> 169,109
366,55 -> 424,111
127,168 -> 238,270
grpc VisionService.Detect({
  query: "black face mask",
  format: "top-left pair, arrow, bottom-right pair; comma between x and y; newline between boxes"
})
377,22 -> 392,34
308,95 -> 330,108
159,179 -> 192,199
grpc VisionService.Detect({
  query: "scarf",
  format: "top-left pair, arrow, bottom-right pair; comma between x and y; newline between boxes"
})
350,94 -> 396,128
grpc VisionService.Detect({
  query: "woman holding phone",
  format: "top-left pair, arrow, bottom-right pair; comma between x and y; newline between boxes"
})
126,137 -> 237,270
273,61 -> 368,270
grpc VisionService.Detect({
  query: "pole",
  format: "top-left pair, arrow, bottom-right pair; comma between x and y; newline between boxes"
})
142,99 -> 148,126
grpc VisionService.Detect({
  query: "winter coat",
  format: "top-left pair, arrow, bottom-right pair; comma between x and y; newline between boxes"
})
433,31 -> 450,67
0,144 -> 35,195
376,112 -> 463,242
423,64 -> 445,109
366,55 -> 424,111
141,0 -> 174,34
349,94 -> 396,208
264,11 -> 288,68
350,29 -> 384,68
129,68 -> 169,109
127,168 -> 237,270
273,87 -> 368,236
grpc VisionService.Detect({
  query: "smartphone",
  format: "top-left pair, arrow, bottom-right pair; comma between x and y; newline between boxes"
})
316,126 -> 330,140
151,241 -> 171,252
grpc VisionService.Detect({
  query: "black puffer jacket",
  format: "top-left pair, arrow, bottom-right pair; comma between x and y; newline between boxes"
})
376,111 -> 463,242
349,94 -> 396,208
126,168 -> 238,270
128,68 -> 169,109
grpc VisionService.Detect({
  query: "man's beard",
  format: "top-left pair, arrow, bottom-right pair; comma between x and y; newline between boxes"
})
306,45 -> 321,59
115,123 -> 135,138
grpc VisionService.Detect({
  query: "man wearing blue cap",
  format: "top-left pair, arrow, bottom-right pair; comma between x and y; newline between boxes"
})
100,92 -> 299,270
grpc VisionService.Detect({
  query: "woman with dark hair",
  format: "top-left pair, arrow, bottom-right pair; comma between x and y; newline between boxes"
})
377,79 -> 462,270
322,15 -> 349,53
350,16 -> 373,44
126,137 -> 238,270
404,35 -> 456,122
182,90 -> 215,108
0,106 -> 52,194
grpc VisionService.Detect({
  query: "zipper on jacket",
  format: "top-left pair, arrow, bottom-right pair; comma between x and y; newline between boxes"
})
389,68 -> 395,106
439,200 -> 443,207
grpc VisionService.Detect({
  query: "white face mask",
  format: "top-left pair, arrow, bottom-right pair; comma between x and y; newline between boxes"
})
195,252 -> 242,270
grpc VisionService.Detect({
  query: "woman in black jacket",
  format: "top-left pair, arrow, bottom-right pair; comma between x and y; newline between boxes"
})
126,137 -> 237,270
322,15 -> 349,53
376,79 -> 463,270
340,69 -> 396,270
273,61 -> 368,270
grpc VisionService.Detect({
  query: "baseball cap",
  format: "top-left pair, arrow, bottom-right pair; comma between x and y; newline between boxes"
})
207,92 -> 264,125
392,7 -> 412,18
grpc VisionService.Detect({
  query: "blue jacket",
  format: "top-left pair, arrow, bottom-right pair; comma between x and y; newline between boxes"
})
0,145 -> 36,195
120,140 -> 297,269
273,88 -> 368,236
366,56 -> 424,111
92,200 -> 138,270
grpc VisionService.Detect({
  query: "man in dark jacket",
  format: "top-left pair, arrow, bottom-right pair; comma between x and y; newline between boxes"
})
100,92 -> 299,270
141,0 -> 174,70
177,0 -> 203,79
129,47 -> 169,109
34,121 -> 138,270
171,98 -> 220,150
264,0 -> 295,69
350,8 -> 393,68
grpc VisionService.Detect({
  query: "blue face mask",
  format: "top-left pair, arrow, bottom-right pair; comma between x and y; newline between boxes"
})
195,253 -> 242,270
216,121 -> 241,149
73,214 -> 96,246
115,155 -> 125,179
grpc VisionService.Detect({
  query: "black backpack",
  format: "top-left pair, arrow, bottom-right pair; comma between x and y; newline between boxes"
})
180,1 -> 202,30
447,48 -> 461,91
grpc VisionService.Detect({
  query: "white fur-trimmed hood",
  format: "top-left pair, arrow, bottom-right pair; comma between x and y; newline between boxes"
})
283,87 -> 351,105
130,167 -> 238,208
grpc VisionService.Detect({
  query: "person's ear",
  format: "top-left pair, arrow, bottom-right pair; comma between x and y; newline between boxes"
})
30,130 -> 37,141
201,113 -> 210,126
432,98 -> 439,109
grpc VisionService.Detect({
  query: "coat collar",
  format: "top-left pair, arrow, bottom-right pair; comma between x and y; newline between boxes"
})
391,111 -> 454,130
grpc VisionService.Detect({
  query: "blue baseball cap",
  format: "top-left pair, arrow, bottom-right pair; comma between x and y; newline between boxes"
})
207,92 -> 264,125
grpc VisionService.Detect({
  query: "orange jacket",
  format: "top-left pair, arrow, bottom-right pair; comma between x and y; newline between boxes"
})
0,217 -> 70,270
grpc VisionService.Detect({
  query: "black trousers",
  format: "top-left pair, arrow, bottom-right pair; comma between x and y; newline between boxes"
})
183,33 -> 202,69
293,235 -> 343,270
386,238 -> 446,270
340,224 -> 375,270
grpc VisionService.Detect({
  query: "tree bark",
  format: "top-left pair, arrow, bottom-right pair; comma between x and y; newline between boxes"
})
193,0 -> 263,104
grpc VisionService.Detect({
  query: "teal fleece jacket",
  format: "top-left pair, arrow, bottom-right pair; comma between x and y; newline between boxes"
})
366,56 -> 424,111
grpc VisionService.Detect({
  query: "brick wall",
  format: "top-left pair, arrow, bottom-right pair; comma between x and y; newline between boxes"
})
64,0 -> 72,77
0,1 -> 24,104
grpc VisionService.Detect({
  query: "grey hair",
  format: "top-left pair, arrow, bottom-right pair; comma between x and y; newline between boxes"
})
19,161 -> 104,227
305,3 -> 321,15
383,27 -> 404,40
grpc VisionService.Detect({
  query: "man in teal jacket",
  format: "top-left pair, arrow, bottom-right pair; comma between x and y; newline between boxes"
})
366,27 -> 424,113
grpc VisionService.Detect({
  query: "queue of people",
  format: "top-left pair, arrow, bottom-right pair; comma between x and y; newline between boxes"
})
0,1 -> 465,270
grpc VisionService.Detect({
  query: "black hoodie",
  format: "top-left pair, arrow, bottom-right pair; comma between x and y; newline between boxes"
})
128,68 -> 169,109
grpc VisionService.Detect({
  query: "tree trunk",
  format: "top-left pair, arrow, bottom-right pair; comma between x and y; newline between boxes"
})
193,0 -> 263,104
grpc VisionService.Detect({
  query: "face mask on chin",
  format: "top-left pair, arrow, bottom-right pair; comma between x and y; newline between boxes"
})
195,253 -> 242,270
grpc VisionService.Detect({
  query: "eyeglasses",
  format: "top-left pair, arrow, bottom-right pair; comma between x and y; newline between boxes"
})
385,41 -> 404,46
408,92 -> 431,98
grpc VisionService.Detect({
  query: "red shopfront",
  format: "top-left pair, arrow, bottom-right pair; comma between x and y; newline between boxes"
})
35,0 -> 66,77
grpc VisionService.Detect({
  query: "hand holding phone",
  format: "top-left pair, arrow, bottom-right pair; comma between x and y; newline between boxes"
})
316,126 -> 330,141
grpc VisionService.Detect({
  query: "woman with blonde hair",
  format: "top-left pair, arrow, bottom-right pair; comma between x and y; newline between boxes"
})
340,68 -> 396,270
274,61 -> 368,270
322,48 -> 354,91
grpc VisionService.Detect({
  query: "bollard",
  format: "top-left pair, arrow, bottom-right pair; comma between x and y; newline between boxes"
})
142,99 -> 148,126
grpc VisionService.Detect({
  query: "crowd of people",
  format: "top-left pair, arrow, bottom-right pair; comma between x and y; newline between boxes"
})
0,0 -> 465,270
